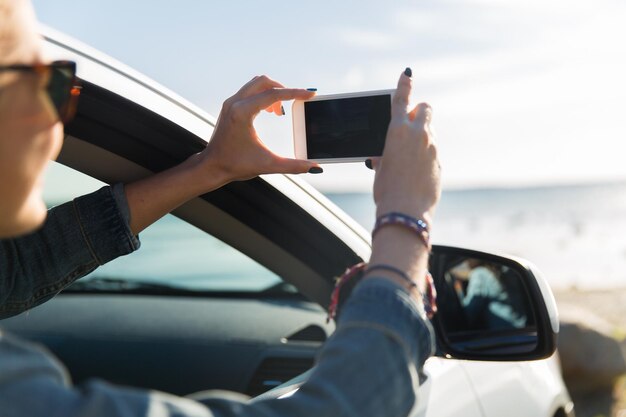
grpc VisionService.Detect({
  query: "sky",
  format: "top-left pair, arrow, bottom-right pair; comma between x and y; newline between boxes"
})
33,0 -> 626,192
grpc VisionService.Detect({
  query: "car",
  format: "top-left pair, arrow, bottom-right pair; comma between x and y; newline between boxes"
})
1,27 -> 574,417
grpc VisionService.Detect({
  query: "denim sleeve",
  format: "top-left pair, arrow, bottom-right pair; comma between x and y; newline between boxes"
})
0,185 -> 140,319
0,278 -> 435,417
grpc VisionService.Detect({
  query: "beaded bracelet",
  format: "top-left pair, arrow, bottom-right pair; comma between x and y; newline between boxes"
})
327,262 -> 438,322
373,212 -> 431,251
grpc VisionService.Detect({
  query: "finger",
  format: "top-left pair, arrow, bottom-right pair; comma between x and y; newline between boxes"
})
270,156 -> 321,175
241,88 -> 316,116
411,102 -> 433,128
364,157 -> 381,170
271,101 -> 284,116
235,75 -> 286,99
429,123 -> 437,144
392,68 -> 412,120
263,102 -> 284,115
235,76 -> 263,97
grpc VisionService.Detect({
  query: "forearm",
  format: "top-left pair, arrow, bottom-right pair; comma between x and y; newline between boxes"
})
366,224 -> 430,297
123,152 -> 226,235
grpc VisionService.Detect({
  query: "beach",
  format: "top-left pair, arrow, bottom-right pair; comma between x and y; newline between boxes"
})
555,288 -> 626,417
555,288 -> 626,332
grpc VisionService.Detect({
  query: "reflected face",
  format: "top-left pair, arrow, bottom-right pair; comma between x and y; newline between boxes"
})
0,0 -> 64,237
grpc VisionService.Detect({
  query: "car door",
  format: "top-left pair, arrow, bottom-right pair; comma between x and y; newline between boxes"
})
460,358 -> 563,417
417,357 -> 483,417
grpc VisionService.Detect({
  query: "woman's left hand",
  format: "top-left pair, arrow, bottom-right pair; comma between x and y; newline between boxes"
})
197,75 -> 319,188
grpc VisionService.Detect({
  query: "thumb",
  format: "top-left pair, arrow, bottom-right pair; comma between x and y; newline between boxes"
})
365,157 -> 382,170
271,157 -> 322,175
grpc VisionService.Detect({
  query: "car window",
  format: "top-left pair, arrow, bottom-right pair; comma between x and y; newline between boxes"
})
45,162 -> 285,293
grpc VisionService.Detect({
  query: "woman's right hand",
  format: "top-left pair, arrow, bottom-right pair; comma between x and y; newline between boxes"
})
372,70 -> 441,224
365,69 -> 441,296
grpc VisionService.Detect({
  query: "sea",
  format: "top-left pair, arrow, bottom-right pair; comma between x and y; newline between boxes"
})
50,181 -> 626,292
326,182 -> 626,291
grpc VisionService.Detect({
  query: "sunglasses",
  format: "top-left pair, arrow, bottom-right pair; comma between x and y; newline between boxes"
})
0,60 -> 81,123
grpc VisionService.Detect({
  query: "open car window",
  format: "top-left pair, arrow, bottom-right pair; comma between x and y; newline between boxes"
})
45,162 -> 288,294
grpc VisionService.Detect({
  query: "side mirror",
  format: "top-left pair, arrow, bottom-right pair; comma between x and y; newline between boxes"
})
429,245 -> 559,361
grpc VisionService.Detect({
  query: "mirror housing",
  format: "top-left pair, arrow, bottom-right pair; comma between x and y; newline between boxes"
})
429,245 -> 558,361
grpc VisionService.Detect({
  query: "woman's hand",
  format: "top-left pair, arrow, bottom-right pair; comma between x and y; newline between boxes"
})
123,76 -> 319,235
371,70 -> 441,223
196,75 -> 319,189
365,69 -> 441,296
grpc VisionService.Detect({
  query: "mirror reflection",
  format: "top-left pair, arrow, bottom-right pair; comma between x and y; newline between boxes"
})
434,255 -> 538,355
449,259 -> 529,330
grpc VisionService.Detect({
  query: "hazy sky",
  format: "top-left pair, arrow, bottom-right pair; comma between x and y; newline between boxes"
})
33,0 -> 626,192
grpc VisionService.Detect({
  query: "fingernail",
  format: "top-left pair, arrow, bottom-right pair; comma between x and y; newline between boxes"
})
307,88 -> 318,92
404,67 -> 412,78
281,105 -> 285,115
308,166 -> 323,174
365,159 -> 373,170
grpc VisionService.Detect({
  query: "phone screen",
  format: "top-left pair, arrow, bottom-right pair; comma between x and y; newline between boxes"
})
304,94 -> 391,159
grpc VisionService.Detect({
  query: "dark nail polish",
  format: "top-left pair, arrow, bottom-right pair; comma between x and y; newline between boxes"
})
281,105 -> 285,115
365,159 -> 373,170
308,166 -> 323,174
404,67 -> 412,78
307,88 -> 318,92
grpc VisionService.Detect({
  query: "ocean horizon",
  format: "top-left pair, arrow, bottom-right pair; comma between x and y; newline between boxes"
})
327,181 -> 626,290
47,181 -> 626,292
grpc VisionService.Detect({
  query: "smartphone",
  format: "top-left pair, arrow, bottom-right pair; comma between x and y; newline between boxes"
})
292,89 -> 394,163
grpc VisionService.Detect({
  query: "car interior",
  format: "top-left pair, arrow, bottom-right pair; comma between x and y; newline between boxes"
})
1,78 -> 367,397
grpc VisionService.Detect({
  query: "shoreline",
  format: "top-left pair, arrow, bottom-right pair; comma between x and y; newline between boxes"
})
554,288 -> 626,332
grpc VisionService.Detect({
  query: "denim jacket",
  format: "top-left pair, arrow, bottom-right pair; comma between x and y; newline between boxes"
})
0,186 -> 435,417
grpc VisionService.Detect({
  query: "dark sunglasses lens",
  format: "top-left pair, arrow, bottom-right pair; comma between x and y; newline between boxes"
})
47,65 -> 75,121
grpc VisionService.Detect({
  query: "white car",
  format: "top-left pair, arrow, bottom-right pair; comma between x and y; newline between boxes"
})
2,28 -> 573,417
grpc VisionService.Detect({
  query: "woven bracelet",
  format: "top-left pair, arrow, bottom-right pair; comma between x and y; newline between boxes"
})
423,272 -> 438,319
327,262 -> 367,322
373,212 -> 431,250
327,262 -> 438,322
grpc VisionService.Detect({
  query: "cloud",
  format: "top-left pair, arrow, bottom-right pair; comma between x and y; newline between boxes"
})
269,0 -> 626,189
337,28 -> 397,49
342,67 -> 366,89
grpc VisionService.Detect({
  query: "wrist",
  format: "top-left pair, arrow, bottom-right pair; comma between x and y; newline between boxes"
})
184,151 -> 230,195
369,226 -> 429,293
375,201 -> 434,227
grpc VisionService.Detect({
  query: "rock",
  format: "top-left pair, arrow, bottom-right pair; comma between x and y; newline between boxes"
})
557,303 -> 626,393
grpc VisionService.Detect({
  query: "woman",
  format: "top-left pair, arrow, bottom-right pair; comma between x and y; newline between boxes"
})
0,1 -> 441,415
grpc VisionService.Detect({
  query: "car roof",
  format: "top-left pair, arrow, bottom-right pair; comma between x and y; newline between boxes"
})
41,25 -> 371,306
